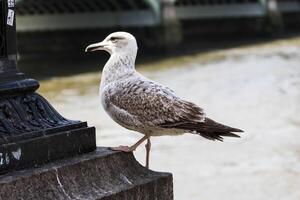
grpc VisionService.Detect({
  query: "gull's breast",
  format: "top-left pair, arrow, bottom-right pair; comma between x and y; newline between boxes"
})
100,84 -> 144,132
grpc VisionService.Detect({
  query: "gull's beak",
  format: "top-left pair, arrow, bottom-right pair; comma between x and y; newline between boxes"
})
85,41 -> 107,52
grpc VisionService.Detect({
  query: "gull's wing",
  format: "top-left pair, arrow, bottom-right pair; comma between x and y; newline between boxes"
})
108,78 -> 243,140
108,78 -> 205,127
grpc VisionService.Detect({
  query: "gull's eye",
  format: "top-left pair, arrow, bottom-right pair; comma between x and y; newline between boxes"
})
110,37 -> 118,43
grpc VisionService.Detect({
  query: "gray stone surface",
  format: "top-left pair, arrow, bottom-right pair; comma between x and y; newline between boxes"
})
0,147 -> 173,200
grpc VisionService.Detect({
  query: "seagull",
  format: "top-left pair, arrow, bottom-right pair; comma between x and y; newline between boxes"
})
85,32 -> 243,168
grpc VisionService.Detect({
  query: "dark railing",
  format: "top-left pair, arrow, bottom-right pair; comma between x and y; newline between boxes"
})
15,0 -> 150,15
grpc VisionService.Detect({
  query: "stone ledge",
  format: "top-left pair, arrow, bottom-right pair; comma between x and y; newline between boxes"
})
0,147 -> 173,200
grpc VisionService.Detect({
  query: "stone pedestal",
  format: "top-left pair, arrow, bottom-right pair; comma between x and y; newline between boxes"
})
0,147 -> 173,200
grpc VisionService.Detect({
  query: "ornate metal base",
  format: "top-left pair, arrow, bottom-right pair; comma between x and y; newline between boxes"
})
0,78 -> 96,175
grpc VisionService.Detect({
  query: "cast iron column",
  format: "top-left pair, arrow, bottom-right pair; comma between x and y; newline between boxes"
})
0,0 -> 96,174
0,0 -> 23,81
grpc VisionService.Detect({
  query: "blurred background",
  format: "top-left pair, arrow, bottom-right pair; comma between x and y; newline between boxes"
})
15,0 -> 300,199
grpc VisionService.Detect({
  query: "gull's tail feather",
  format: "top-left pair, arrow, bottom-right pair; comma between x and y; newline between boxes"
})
160,117 -> 243,141
195,118 -> 243,141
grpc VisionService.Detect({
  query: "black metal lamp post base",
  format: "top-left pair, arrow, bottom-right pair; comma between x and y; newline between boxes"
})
0,78 -> 96,175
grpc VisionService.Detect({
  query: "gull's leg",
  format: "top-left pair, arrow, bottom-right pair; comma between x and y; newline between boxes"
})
111,135 -> 149,152
145,138 -> 151,169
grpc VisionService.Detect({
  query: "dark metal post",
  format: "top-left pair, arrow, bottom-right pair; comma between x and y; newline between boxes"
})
0,0 -> 25,82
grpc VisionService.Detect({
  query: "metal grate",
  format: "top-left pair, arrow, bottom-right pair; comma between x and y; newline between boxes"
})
15,0 -> 151,16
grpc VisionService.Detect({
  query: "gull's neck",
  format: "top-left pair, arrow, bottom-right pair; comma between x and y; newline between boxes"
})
101,50 -> 137,87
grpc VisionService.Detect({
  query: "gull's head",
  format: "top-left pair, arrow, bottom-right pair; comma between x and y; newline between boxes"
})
85,32 -> 137,55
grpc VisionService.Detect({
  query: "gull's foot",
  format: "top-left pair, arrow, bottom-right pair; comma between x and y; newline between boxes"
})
110,146 -> 135,152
